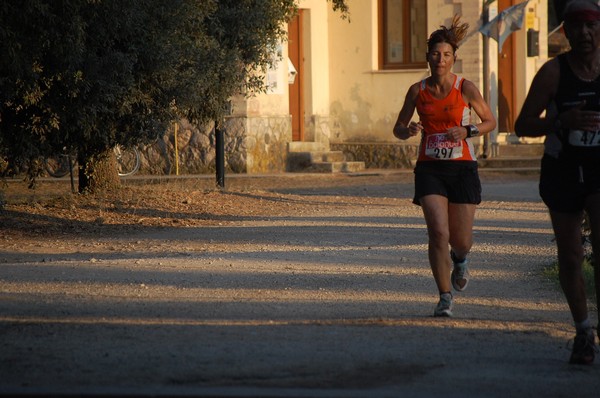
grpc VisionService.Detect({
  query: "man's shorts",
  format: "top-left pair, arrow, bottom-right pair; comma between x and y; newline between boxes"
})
413,161 -> 481,205
540,153 -> 600,213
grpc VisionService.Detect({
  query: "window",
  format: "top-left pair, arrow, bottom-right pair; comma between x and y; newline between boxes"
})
379,0 -> 428,69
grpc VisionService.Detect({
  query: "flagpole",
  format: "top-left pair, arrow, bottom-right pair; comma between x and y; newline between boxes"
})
482,1 -> 491,159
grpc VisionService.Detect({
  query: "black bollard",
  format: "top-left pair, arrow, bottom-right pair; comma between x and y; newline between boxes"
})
215,124 -> 225,188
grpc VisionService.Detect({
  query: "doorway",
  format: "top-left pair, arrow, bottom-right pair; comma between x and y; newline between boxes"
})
288,10 -> 305,142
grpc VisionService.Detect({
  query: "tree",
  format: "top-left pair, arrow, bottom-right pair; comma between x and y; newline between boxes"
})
0,0 -> 348,192
0,1 -> 179,191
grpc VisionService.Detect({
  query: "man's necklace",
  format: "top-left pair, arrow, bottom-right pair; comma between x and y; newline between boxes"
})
570,57 -> 600,82
574,69 -> 600,82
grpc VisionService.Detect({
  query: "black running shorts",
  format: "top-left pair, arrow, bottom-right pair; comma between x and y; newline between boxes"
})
540,153 -> 600,213
413,161 -> 481,206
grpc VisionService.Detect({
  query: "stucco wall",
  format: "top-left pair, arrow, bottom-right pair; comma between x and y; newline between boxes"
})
516,0 -> 548,118
324,0 -> 491,144
136,1 -> 549,176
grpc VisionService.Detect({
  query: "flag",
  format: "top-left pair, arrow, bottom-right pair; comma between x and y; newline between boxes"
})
479,0 -> 530,52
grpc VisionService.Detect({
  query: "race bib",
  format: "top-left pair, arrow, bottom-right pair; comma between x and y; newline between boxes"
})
425,133 -> 463,159
568,130 -> 600,147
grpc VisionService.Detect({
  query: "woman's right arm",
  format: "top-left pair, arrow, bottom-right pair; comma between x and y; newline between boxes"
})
393,83 -> 420,140
514,59 -> 559,137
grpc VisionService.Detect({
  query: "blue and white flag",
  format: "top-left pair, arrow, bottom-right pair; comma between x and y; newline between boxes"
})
479,0 -> 530,52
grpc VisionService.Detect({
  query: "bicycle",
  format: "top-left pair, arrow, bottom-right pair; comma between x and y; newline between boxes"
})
44,145 -> 141,178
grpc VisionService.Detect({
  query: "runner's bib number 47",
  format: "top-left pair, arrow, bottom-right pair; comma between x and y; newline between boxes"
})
568,130 -> 600,147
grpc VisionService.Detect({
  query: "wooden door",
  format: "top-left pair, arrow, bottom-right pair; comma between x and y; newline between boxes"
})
288,11 -> 305,141
498,0 -> 516,133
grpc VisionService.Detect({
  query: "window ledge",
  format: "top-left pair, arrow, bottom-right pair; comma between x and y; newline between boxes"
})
370,68 -> 428,74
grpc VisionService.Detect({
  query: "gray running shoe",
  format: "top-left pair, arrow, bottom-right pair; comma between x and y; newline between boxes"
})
569,329 -> 597,365
434,293 -> 453,317
451,251 -> 469,292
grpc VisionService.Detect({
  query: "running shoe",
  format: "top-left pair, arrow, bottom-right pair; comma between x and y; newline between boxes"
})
434,293 -> 453,317
450,251 -> 469,292
569,329 -> 597,365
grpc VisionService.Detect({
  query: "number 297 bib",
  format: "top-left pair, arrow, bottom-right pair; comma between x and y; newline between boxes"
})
425,133 -> 463,160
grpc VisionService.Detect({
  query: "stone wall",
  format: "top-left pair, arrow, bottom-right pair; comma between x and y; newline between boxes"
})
242,116 -> 291,174
331,141 -> 489,170
330,142 -> 419,169
136,116 -> 291,175
136,135 -> 485,175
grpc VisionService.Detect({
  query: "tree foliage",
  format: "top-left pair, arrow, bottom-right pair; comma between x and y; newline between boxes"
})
0,0 -> 347,191
328,0 -> 350,18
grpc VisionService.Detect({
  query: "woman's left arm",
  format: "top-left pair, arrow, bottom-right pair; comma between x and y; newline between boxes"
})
462,80 -> 497,137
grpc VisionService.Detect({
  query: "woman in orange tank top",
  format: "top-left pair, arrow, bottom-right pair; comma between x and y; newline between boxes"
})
392,15 -> 496,318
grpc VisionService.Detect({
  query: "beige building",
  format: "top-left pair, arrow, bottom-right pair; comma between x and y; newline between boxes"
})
226,0 -> 549,173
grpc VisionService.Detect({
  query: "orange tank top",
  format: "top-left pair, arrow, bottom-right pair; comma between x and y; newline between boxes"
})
415,75 -> 476,162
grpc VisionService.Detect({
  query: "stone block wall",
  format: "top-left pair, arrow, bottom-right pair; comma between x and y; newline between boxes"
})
331,141 -> 487,170
136,116 -> 291,175
330,142 -> 419,169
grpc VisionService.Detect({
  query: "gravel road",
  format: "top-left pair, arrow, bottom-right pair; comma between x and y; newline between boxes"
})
1,170 -> 599,397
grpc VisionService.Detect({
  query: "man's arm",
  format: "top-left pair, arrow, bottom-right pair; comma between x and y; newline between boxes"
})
514,59 -> 560,137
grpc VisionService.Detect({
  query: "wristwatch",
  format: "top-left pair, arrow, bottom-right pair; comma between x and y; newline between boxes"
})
465,124 -> 479,138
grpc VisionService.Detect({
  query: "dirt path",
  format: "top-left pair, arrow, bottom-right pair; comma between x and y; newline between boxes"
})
1,171 -> 599,397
